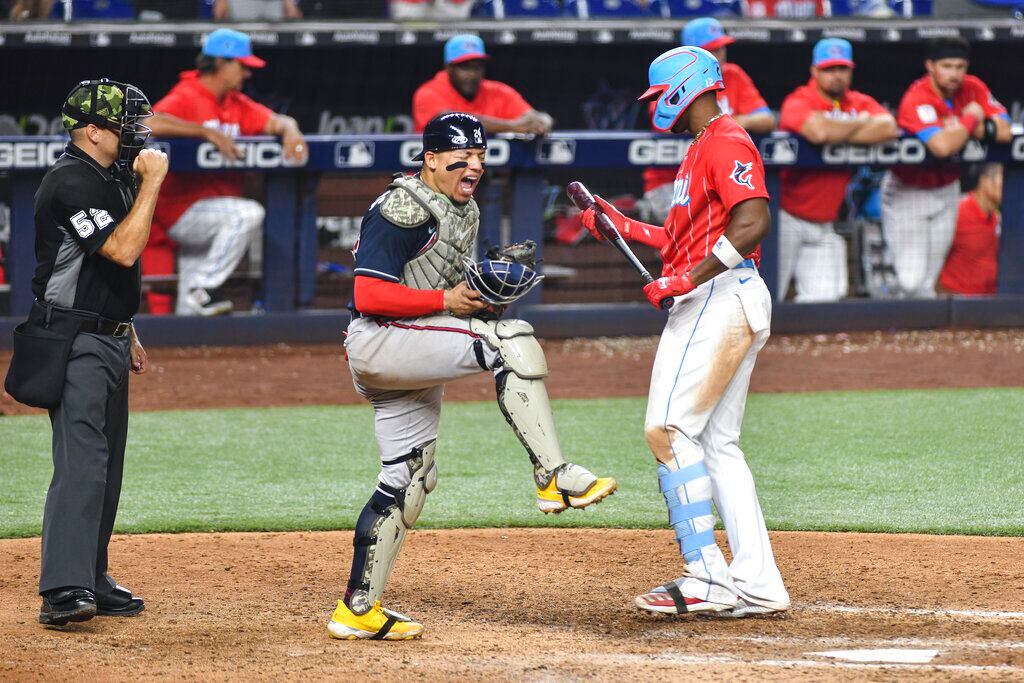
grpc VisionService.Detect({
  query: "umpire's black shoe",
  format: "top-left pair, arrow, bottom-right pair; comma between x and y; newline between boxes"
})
96,585 -> 145,617
39,588 -> 97,626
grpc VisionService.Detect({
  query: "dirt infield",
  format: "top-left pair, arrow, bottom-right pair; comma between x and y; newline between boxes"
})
2,329 -> 1023,416
2,329 -> 1023,679
1,529 -> 1022,680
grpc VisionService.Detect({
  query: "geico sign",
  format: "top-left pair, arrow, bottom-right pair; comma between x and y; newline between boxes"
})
822,138 -> 926,165
197,141 -> 303,168
399,139 -> 510,167
627,139 -> 691,166
0,141 -> 66,169
1011,136 -> 1024,161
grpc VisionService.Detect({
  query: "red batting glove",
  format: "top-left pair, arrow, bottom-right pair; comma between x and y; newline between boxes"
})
580,195 -> 631,241
643,273 -> 695,309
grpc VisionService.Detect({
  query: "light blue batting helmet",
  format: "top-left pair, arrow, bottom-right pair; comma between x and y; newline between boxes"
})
639,46 -> 724,133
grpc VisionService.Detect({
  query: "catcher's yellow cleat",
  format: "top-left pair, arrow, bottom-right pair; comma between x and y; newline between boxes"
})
536,464 -> 617,514
327,600 -> 424,641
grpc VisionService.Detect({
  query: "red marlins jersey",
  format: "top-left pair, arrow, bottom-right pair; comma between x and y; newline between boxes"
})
779,79 -> 888,223
412,71 -> 532,132
939,193 -> 1000,295
153,71 -> 273,230
644,62 -> 770,193
662,116 -> 768,276
893,74 -> 1007,189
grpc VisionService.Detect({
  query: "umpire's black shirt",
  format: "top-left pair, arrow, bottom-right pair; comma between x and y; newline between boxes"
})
32,143 -> 139,321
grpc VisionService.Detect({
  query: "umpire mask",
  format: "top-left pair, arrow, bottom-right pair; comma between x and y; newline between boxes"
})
62,79 -> 154,175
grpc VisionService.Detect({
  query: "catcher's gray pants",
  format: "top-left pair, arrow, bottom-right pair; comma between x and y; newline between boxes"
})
776,210 -> 848,303
39,332 -> 130,595
168,197 -> 264,314
345,314 -> 501,490
880,173 -> 959,299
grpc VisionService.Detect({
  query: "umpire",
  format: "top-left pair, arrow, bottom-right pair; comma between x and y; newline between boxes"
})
3,80 -> 167,626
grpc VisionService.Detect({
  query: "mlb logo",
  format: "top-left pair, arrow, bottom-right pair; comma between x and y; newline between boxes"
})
335,142 -> 375,169
536,139 -> 575,165
759,137 -> 798,165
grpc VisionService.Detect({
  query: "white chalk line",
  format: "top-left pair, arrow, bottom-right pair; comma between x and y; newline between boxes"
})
562,653 -> 1024,673
802,603 -> 1024,620
644,632 -> 1024,651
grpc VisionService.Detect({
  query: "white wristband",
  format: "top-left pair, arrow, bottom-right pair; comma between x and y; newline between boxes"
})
712,235 -> 744,269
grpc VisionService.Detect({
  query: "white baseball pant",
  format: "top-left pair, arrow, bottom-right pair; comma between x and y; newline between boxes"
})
880,173 -> 959,299
167,197 -> 265,314
776,209 -> 849,303
645,264 -> 789,607
345,314 -> 501,490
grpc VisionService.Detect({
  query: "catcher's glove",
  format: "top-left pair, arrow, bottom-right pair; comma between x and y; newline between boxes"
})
485,240 -> 538,271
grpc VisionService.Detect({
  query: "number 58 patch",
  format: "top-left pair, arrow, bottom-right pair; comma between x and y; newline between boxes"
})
69,208 -> 114,238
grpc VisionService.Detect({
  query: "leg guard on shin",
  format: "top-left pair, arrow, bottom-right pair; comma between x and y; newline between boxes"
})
346,440 -> 437,615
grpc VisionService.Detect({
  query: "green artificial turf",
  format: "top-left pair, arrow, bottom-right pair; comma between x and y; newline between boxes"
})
1,387 -> 1021,538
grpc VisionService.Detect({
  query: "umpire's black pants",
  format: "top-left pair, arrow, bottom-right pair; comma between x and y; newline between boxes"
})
39,332 -> 131,595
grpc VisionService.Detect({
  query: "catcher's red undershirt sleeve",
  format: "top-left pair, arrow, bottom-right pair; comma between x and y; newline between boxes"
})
353,275 -> 446,317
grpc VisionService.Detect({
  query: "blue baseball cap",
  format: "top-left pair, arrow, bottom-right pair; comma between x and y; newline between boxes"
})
444,34 -> 489,65
681,17 -> 735,51
202,28 -> 266,68
813,38 -> 855,69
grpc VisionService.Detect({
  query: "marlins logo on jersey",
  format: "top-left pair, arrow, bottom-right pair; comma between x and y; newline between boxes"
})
731,161 -> 754,190
672,175 -> 692,208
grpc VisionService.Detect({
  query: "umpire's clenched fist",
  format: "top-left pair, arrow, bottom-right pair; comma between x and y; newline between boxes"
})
133,148 -> 168,184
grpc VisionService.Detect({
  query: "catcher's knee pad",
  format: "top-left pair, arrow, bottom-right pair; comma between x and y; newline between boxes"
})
348,441 -> 437,614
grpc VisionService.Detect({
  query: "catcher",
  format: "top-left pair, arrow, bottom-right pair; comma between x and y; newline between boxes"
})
327,112 -> 617,641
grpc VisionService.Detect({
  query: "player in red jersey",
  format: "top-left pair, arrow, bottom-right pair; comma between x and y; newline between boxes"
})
641,17 -> 774,225
939,163 -> 1002,296
582,46 -> 789,619
778,38 -> 897,302
882,36 -> 1010,298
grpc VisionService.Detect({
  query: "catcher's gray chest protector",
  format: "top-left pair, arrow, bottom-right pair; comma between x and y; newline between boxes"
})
379,175 -> 479,291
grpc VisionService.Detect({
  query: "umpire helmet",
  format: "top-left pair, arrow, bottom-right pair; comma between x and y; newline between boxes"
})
62,79 -> 153,170
413,112 -> 487,162
464,258 -> 543,306
639,47 -> 724,133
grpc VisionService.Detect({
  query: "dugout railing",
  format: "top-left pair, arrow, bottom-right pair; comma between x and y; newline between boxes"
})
2,131 -> 1023,346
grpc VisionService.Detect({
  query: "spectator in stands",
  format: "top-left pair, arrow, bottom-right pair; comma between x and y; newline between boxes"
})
135,0 -> 200,19
412,34 -> 554,135
882,37 -> 1011,298
639,17 -> 774,224
391,0 -> 472,20
8,0 -> 53,19
147,28 -> 307,316
214,0 -> 302,20
777,38 -> 897,302
938,163 -> 1003,296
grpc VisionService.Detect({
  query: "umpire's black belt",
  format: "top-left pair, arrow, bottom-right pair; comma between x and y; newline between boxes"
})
31,300 -> 132,338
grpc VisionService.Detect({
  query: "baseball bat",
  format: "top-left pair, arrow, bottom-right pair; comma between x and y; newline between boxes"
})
565,181 -> 673,310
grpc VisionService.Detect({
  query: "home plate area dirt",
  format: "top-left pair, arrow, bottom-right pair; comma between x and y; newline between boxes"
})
1,530 -> 1022,680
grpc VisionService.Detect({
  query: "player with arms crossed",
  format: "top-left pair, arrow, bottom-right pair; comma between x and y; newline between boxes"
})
327,113 -> 617,640
582,47 -> 788,617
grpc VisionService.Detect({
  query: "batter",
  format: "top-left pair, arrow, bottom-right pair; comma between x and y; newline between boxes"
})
326,113 -> 617,641
583,47 -> 789,618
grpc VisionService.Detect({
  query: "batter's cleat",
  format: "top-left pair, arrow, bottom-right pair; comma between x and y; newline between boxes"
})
635,580 -> 738,616
536,463 -> 617,514
327,600 -> 424,641
713,597 -> 790,619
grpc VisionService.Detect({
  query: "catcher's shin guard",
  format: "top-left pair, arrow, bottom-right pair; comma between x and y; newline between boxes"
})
346,440 -> 437,615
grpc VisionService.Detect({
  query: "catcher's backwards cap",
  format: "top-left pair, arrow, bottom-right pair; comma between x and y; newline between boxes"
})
640,46 -> 724,133
413,112 -> 487,162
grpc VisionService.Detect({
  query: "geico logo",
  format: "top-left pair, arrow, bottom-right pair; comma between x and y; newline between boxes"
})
822,138 -> 926,164
399,139 -> 510,167
627,139 -> 691,166
197,141 -> 291,168
1011,136 -> 1024,161
0,141 -> 66,169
